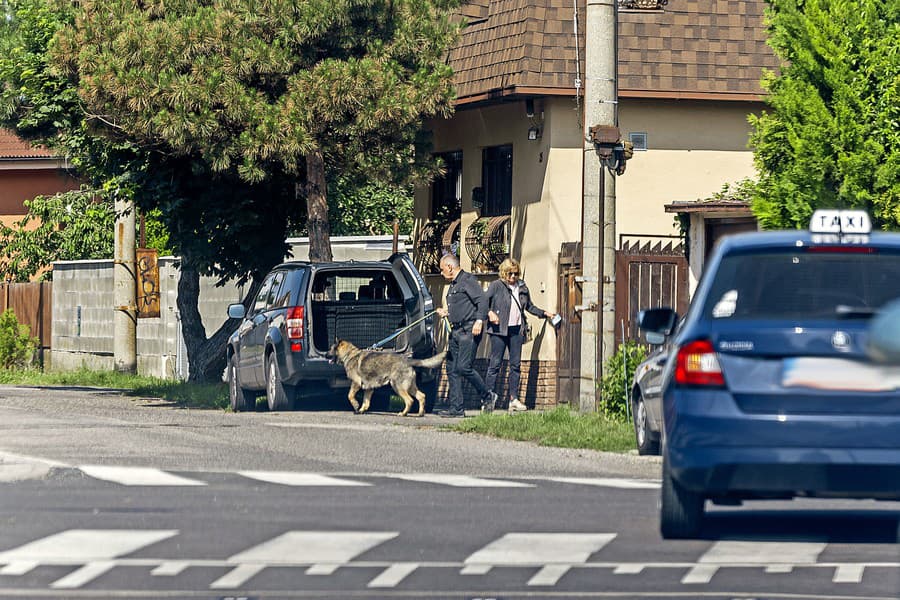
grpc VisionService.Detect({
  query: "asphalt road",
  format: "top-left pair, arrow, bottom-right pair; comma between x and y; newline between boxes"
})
0,385 -> 898,599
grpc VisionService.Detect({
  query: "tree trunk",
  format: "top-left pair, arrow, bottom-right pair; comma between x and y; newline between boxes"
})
177,263 -> 261,383
306,148 -> 333,263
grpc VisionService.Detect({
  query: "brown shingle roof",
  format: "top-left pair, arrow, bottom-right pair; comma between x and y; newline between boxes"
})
0,129 -> 54,159
451,0 -> 780,103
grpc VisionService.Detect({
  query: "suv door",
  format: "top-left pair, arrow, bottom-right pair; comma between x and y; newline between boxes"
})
388,253 -> 436,355
240,272 -> 278,387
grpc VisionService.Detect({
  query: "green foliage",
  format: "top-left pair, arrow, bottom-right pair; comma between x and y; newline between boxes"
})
749,0 -> 900,230
0,189 -> 172,282
325,177 -> 413,236
599,341 -> 647,421
0,189 -> 112,281
450,406 -> 636,453
0,309 -> 38,369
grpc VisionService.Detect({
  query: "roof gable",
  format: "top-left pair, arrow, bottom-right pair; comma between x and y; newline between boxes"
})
451,0 -> 780,103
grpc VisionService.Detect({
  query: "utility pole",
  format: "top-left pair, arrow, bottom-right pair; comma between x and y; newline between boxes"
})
113,195 -> 137,374
580,0 -> 618,412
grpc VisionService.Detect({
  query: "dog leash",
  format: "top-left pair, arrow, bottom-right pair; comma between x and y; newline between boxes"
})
368,309 -> 441,350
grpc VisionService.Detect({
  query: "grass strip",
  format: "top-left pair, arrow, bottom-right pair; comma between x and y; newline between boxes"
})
0,367 -> 228,410
448,406 -> 636,453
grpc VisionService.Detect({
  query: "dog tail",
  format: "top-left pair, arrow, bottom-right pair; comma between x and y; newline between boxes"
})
408,351 -> 447,369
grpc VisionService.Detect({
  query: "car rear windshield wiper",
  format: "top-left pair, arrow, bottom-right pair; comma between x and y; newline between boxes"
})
835,304 -> 878,318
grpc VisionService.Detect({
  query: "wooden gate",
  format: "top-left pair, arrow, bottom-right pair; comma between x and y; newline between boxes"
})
0,282 -> 52,353
556,242 -> 582,404
614,237 -> 688,347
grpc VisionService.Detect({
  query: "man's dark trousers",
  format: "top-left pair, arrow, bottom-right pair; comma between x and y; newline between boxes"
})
447,325 -> 489,413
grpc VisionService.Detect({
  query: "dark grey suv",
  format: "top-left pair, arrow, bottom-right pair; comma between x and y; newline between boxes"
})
225,253 -> 438,411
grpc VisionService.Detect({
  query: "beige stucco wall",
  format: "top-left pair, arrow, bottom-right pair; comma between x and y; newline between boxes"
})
421,97 -> 585,361
420,96 -> 765,362
617,99 -> 762,238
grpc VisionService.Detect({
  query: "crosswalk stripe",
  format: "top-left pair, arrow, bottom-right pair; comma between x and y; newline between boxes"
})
368,562 -> 420,588
238,471 -> 370,486
79,465 -> 206,486
51,561 -> 116,589
211,531 -> 399,589
391,474 -> 533,487
683,540 -> 827,584
463,532 -> 616,579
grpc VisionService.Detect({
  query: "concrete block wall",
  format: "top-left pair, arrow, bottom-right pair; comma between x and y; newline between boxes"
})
49,236 -> 407,380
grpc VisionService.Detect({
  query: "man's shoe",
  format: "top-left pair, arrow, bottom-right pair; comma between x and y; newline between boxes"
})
437,409 -> 465,418
508,398 -> 528,413
481,391 -> 498,413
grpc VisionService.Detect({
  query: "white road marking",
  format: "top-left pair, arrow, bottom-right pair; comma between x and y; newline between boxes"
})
51,561 -> 116,589
833,564 -> 866,583
210,531 -> 398,589
367,562 -> 420,588
463,532 -> 615,583
391,474 -> 533,487
683,540 -> 827,584
0,529 -> 178,587
239,471 -> 370,486
79,465 -> 206,486
549,477 -> 660,489
209,564 -> 265,589
0,561 -> 37,575
613,564 -> 645,574
151,561 -> 190,576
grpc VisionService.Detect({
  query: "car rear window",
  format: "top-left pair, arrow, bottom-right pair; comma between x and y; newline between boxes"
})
310,270 -> 403,303
702,249 -> 900,320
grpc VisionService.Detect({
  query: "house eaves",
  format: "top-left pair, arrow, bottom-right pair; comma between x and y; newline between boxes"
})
451,0 -> 780,107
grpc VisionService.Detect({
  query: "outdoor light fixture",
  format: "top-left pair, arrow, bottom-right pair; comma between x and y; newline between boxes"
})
527,126 -> 541,141
525,99 -> 535,118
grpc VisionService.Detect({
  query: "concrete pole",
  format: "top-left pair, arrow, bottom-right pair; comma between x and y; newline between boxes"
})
580,0 -> 617,412
113,196 -> 137,374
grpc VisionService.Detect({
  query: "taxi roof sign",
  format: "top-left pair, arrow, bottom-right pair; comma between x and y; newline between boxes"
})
810,209 -> 871,234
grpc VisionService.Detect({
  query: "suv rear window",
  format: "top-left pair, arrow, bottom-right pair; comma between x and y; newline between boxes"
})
703,250 -> 900,320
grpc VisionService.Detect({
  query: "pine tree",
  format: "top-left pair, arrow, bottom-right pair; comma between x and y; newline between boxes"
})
750,0 -> 900,229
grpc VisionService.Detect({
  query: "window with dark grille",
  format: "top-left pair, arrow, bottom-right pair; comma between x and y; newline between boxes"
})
481,145 -> 512,217
431,150 -> 462,222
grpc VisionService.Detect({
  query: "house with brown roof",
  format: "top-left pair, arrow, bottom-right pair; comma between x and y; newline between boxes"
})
0,129 -> 79,230
414,0 -> 778,407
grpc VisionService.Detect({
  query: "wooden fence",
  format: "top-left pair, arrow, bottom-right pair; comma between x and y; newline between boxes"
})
0,282 -> 52,351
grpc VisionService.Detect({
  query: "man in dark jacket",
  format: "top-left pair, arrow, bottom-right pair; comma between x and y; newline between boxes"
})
435,254 -> 498,417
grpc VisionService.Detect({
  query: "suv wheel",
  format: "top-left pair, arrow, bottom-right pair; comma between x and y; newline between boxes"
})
266,355 -> 293,411
660,455 -> 704,539
228,355 -> 256,412
633,393 -> 660,456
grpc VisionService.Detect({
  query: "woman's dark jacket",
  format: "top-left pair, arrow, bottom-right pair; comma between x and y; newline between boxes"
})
485,279 -> 545,337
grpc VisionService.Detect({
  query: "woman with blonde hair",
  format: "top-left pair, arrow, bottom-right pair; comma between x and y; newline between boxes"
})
485,257 -> 554,412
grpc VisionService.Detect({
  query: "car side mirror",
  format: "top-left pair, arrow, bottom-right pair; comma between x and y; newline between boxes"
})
227,303 -> 246,319
637,307 -> 677,345
867,299 -> 900,363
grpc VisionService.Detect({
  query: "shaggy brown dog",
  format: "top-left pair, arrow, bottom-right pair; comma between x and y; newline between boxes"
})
326,339 -> 446,416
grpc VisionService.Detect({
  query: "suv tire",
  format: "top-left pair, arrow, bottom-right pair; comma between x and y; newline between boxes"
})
660,455 -> 704,539
229,355 -> 256,412
266,354 -> 293,411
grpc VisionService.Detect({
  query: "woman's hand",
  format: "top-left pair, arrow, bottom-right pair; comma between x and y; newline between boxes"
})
544,310 -> 554,319
488,310 -> 500,324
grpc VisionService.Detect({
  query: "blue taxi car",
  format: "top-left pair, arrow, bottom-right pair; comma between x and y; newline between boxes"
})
637,210 -> 900,538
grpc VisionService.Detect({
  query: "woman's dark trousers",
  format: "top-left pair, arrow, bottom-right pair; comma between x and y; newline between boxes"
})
485,325 -> 523,400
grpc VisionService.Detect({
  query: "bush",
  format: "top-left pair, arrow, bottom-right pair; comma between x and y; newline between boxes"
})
0,309 -> 38,369
599,341 -> 647,421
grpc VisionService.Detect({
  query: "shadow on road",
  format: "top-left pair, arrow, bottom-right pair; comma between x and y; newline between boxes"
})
701,508 -> 900,543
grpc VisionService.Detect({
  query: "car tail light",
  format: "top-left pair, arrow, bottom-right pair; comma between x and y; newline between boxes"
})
675,339 -> 724,386
287,306 -> 304,352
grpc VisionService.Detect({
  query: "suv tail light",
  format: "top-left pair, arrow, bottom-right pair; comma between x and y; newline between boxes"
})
675,339 -> 724,387
287,306 -> 304,352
